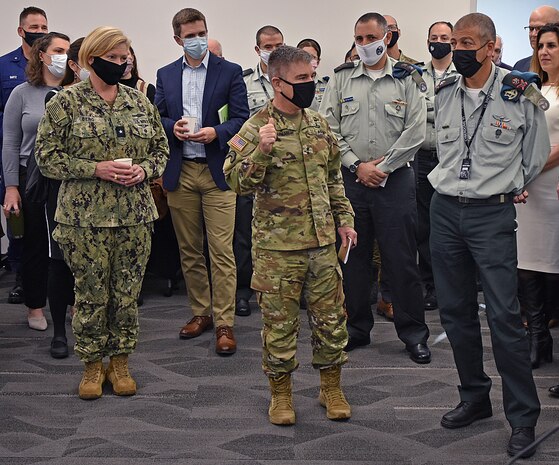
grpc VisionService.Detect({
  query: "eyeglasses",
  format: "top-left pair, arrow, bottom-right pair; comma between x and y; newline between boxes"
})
524,26 -> 542,33
387,25 -> 399,32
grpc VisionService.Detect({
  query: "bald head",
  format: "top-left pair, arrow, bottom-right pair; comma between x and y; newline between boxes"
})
528,5 -> 559,48
208,38 -> 222,57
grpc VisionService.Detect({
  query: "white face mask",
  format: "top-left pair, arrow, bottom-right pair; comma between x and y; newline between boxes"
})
259,48 -> 271,66
355,34 -> 387,66
78,66 -> 90,81
46,54 -> 68,79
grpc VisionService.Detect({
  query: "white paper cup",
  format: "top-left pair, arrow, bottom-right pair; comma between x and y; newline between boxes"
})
114,157 -> 133,166
181,116 -> 198,133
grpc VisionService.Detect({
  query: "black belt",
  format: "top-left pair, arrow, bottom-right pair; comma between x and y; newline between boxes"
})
446,193 -> 513,205
183,157 -> 207,164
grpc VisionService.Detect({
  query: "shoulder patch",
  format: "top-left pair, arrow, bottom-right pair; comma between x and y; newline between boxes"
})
501,71 -> 549,110
323,75 -> 330,83
45,99 -> 67,125
393,62 -> 427,93
242,68 -> 254,77
435,75 -> 459,94
334,62 -> 357,73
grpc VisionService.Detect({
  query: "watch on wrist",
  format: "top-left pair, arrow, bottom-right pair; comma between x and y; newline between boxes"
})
349,160 -> 362,173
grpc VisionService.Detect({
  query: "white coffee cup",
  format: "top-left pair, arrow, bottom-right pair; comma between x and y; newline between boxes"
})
114,157 -> 133,166
181,115 -> 198,133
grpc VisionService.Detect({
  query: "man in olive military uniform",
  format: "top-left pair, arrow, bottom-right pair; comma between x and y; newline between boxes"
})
225,46 -> 356,426
320,12 -> 430,363
416,21 -> 457,311
429,13 -> 549,458
234,25 -> 285,317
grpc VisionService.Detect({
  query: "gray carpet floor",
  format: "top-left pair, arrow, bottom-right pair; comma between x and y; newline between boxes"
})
0,268 -> 558,465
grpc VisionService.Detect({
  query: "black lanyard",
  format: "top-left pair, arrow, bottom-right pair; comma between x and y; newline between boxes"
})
257,65 -> 271,99
460,69 -> 498,159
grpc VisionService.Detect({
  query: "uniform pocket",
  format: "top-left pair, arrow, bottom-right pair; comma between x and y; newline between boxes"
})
437,127 -> 460,144
251,273 -> 281,294
340,101 -> 359,117
131,124 -> 155,139
384,102 -> 406,118
481,126 -> 516,145
72,120 -> 108,138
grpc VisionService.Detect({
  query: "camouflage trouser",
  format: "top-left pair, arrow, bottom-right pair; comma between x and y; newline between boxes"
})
53,223 -> 152,362
252,244 -> 348,376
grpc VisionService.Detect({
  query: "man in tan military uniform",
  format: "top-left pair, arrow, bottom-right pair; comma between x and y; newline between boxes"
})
384,14 -> 420,64
320,13 -> 430,363
243,25 -> 284,117
416,21 -> 457,311
225,46 -> 356,426
430,13 -> 549,458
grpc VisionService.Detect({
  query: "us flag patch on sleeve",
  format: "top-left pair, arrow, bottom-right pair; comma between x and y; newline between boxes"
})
229,133 -> 248,152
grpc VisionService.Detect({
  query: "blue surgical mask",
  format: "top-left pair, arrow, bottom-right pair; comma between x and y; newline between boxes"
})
182,36 -> 208,60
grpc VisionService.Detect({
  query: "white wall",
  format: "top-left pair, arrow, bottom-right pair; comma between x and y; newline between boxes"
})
0,0 -> 475,84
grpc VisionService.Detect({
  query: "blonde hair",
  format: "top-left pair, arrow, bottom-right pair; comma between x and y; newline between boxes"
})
79,26 -> 130,71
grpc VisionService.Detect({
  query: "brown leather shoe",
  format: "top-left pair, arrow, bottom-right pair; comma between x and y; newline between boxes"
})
215,325 -> 236,355
376,298 -> 394,320
179,316 -> 213,339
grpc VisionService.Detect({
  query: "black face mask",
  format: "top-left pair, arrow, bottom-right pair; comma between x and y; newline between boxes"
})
428,41 -> 451,60
279,77 -> 316,109
388,30 -> 399,48
452,42 -> 488,78
23,30 -> 46,47
90,57 -> 127,85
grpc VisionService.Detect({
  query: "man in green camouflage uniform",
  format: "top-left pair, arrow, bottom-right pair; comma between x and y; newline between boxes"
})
35,51 -> 169,400
224,46 -> 356,425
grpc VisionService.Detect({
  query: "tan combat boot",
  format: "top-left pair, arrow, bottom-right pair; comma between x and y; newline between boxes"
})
319,366 -> 351,420
268,373 -> 296,425
106,354 -> 137,396
79,360 -> 105,400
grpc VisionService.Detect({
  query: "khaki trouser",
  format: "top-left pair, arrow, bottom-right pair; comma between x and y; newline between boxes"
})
168,162 -> 237,327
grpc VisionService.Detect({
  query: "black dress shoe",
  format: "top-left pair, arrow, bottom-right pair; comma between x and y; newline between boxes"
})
424,287 -> 438,310
50,336 -> 69,359
235,298 -> 251,317
549,384 -> 559,398
441,400 -> 492,429
8,284 -> 24,304
344,336 -> 370,352
507,427 -> 536,458
406,343 -> 431,364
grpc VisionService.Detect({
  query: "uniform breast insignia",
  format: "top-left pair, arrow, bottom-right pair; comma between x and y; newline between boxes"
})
334,62 -> 357,73
242,68 -> 254,77
501,71 -> 549,111
115,126 -> 126,138
490,115 -> 511,130
435,75 -> 459,94
392,100 -> 407,112
339,96 -> 354,104
393,62 -> 428,93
